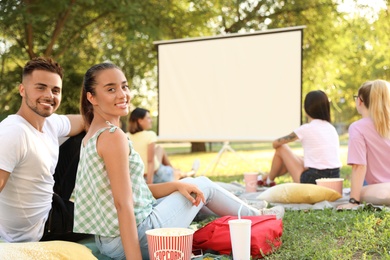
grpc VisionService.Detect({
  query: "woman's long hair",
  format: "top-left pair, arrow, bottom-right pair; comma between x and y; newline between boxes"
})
358,80 -> 390,138
128,107 -> 149,134
304,90 -> 331,122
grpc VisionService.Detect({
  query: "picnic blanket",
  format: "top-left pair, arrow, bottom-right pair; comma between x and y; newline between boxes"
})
1,181 -> 386,260
217,181 -> 388,211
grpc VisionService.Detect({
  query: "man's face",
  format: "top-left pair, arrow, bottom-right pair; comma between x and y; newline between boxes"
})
20,70 -> 62,117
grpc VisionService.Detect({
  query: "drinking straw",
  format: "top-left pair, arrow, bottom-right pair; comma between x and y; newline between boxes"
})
238,204 -> 243,219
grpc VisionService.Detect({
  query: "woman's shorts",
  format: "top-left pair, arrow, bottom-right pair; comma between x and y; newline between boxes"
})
153,164 -> 174,183
300,167 -> 340,184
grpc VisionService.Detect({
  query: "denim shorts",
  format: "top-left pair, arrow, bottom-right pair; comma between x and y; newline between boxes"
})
153,164 -> 174,183
95,235 -> 125,260
300,167 -> 340,184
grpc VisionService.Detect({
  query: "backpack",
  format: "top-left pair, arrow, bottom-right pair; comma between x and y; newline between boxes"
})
192,215 -> 283,259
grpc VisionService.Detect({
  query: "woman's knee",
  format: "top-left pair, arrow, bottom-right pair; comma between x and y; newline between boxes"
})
361,183 -> 390,204
275,144 -> 292,154
155,145 -> 163,155
181,176 -> 215,196
182,176 -> 212,185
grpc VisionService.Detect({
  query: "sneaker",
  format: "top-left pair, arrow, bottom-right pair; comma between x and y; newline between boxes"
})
259,205 -> 285,219
256,200 -> 268,210
192,159 -> 200,172
185,159 -> 200,177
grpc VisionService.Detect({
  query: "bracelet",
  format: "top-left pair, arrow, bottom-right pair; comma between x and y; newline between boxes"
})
349,198 -> 360,205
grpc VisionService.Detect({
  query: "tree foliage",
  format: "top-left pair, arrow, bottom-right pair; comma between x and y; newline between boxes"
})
1,0 -> 389,131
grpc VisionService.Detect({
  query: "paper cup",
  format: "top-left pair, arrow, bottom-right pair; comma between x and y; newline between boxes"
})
229,219 -> 252,260
315,178 -> 344,195
146,228 -> 194,260
244,172 -> 258,192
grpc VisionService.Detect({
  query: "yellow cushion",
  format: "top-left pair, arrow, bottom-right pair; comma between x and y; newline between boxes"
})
0,240 -> 97,260
257,183 -> 342,204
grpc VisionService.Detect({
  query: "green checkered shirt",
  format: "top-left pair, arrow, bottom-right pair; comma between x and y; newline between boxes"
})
73,126 -> 155,237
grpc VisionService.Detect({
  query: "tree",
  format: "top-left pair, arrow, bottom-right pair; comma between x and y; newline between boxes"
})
0,0 -> 214,117
1,0 -> 389,142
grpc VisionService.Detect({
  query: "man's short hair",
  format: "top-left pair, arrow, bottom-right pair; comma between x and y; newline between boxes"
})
22,57 -> 63,80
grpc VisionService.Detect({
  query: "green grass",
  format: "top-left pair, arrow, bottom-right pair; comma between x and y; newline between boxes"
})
163,140 -> 390,259
273,206 -> 390,260
165,140 -> 350,185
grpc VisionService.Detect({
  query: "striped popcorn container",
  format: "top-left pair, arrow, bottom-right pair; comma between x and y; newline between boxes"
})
146,228 -> 195,260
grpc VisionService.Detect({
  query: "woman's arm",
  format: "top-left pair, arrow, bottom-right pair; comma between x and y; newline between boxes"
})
272,132 -> 298,149
349,164 -> 366,201
148,181 -> 205,206
99,130 -> 142,260
146,142 -> 156,184
337,164 -> 366,210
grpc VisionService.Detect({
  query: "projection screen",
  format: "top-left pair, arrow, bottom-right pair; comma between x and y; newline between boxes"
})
154,26 -> 304,142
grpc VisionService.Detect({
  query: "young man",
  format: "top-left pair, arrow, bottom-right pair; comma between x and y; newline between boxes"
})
0,57 -> 86,242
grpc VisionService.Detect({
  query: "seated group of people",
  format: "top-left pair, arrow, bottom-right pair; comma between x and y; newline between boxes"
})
0,57 -> 281,259
258,84 -> 390,209
0,57 -> 389,259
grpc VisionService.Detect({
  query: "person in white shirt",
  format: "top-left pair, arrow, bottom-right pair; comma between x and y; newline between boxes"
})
259,90 -> 341,186
0,57 -> 86,242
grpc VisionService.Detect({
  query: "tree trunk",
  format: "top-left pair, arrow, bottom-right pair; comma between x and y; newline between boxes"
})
191,142 -> 206,152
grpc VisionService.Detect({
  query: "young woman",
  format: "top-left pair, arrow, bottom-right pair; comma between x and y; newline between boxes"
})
128,108 -> 198,184
338,80 -> 390,209
259,90 -> 341,186
72,62 -> 284,259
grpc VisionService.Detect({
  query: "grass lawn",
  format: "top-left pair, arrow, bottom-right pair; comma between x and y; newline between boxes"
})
162,139 -> 390,259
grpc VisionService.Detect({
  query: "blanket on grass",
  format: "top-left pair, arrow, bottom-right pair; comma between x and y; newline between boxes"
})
218,182 -> 389,211
1,181 -> 387,260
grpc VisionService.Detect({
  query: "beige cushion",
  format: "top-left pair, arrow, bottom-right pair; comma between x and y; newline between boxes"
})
257,183 -> 342,204
0,240 -> 97,260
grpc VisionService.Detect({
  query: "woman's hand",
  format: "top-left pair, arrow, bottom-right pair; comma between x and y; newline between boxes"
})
176,182 -> 205,206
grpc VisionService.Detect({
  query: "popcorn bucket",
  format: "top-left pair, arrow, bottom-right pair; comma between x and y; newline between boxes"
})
146,228 -> 195,260
315,178 -> 344,195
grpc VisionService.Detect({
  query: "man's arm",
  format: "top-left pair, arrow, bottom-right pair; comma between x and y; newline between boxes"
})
0,169 -> 10,193
66,115 -> 85,137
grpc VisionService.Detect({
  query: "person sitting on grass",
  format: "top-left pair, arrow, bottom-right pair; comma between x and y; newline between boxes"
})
72,62 -> 285,260
338,80 -> 390,209
259,90 -> 342,186
127,107 -> 199,184
0,57 -> 87,243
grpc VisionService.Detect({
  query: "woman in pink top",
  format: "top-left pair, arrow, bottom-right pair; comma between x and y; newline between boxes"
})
338,80 -> 390,209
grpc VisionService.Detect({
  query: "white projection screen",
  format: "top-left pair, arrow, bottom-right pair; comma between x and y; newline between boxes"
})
155,26 -> 304,142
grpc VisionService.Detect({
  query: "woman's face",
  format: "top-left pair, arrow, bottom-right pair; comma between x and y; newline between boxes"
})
88,68 -> 131,119
138,112 -> 153,130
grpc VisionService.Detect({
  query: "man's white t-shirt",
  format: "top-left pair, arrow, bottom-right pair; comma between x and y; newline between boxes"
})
0,114 -> 70,242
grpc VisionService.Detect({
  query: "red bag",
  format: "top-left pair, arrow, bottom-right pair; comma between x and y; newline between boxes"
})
192,215 -> 283,259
